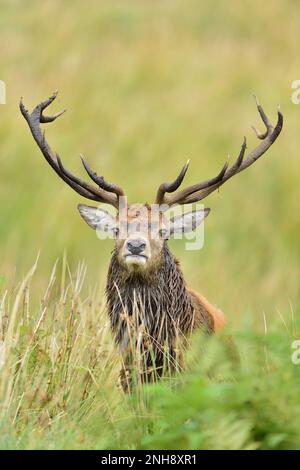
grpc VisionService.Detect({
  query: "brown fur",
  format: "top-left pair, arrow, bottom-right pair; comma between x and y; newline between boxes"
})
189,289 -> 226,332
106,243 -> 224,391
78,201 -> 226,391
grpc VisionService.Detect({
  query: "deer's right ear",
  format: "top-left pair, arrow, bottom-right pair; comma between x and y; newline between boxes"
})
77,204 -> 117,235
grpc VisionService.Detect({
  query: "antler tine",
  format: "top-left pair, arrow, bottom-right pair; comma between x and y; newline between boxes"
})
154,100 -> 283,208
20,92 -> 65,125
176,157 -> 231,205
230,136 -> 247,172
80,155 -> 125,197
251,95 -> 273,139
155,160 -> 190,205
39,91 -> 67,123
20,92 -> 124,208
21,95 -> 97,200
55,155 -> 118,205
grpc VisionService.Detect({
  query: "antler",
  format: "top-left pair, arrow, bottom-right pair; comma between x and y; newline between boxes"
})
155,98 -> 283,207
20,92 -> 125,209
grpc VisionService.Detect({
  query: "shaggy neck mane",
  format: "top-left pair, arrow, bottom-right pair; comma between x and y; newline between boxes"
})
106,244 -> 195,351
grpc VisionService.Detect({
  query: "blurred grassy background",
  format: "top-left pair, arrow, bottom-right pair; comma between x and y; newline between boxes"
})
0,0 -> 299,325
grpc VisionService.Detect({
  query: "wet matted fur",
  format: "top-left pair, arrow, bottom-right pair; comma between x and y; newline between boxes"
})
106,244 -> 216,391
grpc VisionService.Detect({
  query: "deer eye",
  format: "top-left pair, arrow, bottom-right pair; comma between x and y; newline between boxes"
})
113,227 -> 119,237
159,228 -> 169,239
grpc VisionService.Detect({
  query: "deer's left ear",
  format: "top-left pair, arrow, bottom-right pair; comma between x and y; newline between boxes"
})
169,208 -> 210,235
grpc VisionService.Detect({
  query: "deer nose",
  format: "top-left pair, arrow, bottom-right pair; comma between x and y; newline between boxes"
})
127,239 -> 146,255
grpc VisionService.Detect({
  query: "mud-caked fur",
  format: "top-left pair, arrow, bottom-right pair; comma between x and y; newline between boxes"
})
106,243 -> 214,390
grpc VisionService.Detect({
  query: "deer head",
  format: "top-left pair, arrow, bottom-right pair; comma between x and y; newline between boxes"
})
20,92 -> 283,274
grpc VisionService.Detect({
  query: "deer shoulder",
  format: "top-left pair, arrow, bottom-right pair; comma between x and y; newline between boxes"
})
188,289 -> 226,333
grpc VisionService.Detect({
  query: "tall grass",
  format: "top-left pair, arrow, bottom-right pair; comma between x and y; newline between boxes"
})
0,0 -> 299,449
0,258 -> 120,448
0,259 -> 299,450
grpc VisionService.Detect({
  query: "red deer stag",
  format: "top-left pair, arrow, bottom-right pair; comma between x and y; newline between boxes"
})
20,93 -> 283,391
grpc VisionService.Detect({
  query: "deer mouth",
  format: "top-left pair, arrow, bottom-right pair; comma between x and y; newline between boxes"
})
125,254 -> 148,267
